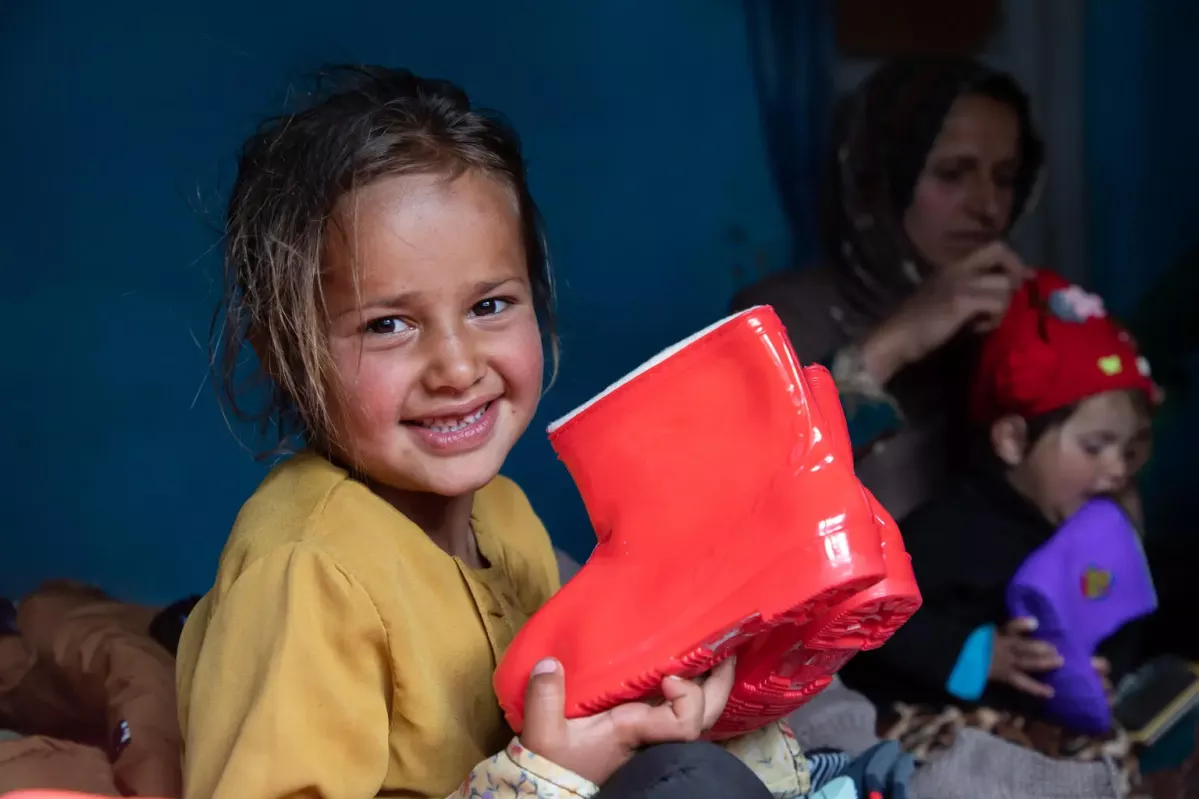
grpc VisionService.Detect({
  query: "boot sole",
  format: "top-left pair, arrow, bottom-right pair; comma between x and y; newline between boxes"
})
571,577 -> 876,716
497,551 -> 884,731
707,589 -> 922,738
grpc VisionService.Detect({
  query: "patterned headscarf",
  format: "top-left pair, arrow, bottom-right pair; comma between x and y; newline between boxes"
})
822,57 -> 1045,319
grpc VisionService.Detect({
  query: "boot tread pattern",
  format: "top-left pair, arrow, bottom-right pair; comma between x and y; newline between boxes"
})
707,589 -> 921,738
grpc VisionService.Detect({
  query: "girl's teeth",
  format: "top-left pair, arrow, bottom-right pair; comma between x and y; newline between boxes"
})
420,404 -> 488,432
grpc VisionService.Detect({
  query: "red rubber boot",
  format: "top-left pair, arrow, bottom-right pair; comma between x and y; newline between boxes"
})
493,306 -> 887,733
799,487 -> 922,652
714,488 -> 921,736
708,365 -> 922,738
793,366 -> 922,652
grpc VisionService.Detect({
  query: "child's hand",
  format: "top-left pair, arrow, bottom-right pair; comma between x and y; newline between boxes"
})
1093,656 -> 1115,704
519,656 -> 735,785
988,617 -> 1063,698
1115,482 -> 1146,531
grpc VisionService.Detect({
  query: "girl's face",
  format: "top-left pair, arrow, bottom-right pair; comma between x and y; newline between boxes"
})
321,170 -> 544,498
903,93 -> 1022,271
1010,390 -> 1151,526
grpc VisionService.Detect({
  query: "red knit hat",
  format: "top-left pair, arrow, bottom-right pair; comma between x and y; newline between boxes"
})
970,269 -> 1160,424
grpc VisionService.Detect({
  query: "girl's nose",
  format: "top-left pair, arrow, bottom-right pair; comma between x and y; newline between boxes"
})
422,328 -> 485,393
1096,458 -> 1130,495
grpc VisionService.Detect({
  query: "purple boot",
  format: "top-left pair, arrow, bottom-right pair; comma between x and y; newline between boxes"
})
1006,498 -> 1157,734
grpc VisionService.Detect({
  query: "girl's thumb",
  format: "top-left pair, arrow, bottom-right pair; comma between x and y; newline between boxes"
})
522,658 -> 566,734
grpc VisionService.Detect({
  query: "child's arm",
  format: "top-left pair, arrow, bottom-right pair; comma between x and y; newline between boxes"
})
460,724 -> 825,799
181,546 -> 393,799
182,545 -> 603,799
861,603 -> 994,700
864,501 -> 1007,703
453,740 -> 599,798
464,668 -> 819,799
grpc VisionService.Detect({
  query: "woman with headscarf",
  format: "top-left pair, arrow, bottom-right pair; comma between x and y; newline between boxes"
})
738,58 -> 1147,796
733,56 -> 1043,524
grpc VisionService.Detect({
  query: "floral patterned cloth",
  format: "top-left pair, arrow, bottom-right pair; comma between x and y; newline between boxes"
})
452,721 -> 812,798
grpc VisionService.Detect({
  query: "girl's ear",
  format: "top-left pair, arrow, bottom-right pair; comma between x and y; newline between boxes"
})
991,414 -> 1029,467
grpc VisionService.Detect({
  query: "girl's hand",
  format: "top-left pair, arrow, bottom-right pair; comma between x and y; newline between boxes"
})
988,617 -> 1063,699
862,242 -> 1031,383
519,656 -> 735,785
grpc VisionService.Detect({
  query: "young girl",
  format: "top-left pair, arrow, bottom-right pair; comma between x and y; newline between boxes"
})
176,65 -> 866,799
840,269 -> 1155,784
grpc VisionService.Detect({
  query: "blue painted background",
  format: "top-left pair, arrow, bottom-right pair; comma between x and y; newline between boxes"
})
0,1 -> 789,601
1086,0 -> 1199,536
5,1 -> 1196,602
1085,0 -> 1199,313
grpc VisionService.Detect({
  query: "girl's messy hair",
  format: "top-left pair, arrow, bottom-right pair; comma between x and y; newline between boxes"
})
212,65 -> 555,455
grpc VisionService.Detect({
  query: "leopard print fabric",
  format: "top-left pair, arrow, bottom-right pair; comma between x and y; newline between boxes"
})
880,702 -> 1144,797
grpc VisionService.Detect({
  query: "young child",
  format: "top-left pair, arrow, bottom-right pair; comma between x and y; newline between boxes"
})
176,65 -> 877,799
840,269 -> 1156,728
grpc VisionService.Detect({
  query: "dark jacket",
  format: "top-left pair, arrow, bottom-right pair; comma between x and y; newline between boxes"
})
841,468 -> 1142,715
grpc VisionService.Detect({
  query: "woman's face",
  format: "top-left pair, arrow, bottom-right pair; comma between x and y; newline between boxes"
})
903,93 -> 1022,271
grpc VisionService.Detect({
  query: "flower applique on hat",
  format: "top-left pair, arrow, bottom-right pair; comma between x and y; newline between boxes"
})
971,270 -> 1161,423
1048,284 -> 1106,324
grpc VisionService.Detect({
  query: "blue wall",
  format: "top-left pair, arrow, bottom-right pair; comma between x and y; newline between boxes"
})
1085,1 -> 1199,533
1086,0 -> 1199,313
0,2 -> 789,602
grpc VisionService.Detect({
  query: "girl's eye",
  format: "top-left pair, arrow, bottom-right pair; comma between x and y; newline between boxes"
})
364,317 -> 411,336
472,297 -> 512,317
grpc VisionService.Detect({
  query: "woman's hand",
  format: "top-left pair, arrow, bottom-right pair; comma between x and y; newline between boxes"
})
519,656 -> 736,785
988,617 -> 1063,698
861,242 -> 1032,384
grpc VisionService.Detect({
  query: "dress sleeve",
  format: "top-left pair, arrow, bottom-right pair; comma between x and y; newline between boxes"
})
181,545 -> 392,799
720,721 -> 813,798
453,739 -> 600,798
